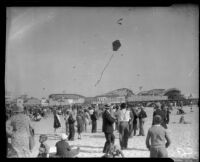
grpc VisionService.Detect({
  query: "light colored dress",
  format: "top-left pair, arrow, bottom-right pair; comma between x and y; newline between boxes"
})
6,113 -> 33,157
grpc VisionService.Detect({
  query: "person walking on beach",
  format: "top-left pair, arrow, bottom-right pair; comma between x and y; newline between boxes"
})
64,110 -> 70,135
129,106 -> 139,137
114,105 -> 120,131
68,111 -> 76,141
138,105 -> 147,136
152,102 -> 167,129
83,109 -> 91,132
190,100 -> 193,112
76,109 -> 84,139
6,104 -> 35,157
91,107 -> 98,133
53,109 -> 61,134
118,103 -> 131,150
102,104 -> 116,153
146,115 -> 171,158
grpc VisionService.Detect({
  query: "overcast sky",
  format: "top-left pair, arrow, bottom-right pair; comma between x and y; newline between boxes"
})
5,6 -> 199,98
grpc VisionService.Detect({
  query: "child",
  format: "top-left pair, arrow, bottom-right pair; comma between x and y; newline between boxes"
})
38,135 -> 50,158
102,144 -> 124,158
179,116 -> 191,124
146,115 -> 171,158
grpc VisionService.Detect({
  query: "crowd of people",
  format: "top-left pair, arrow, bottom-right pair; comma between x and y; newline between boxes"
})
6,100 -> 195,158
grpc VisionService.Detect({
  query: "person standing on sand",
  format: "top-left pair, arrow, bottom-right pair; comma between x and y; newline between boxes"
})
68,111 -> 76,141
83,109 -> 91,132
102,104 -> 116,153
118,103 -> 131,150
91,107 -> 98,133
64,110 -> 70,135
190,100 -> 193,112
146,115 -> 171,158
129,106 -> 139,137
114,105 -> 120,131
76,109 -> 84,139
6,104 -> 34,157
152,102 -> 167,129
53,109 -> 61,134
137,106 -> 147,136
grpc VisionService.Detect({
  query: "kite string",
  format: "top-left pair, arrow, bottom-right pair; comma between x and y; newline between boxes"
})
95,53 -> 115,86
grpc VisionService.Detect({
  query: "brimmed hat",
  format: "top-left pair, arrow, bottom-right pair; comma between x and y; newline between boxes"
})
12,105 -> 24,113
153,115 -> 162,124
61,133 -> 68,140
104,104 -> 110,109
120,103 -> 127,109
39,134 -> 48,143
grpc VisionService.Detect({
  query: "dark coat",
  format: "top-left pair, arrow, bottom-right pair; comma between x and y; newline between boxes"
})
153,109 -> 167,129
131,108 -> 138,124
91,111 -> 98,121
54,114 -> 61,129
138,109 -> 147,119
102,110 -> 115,133
55,140 -> 71,157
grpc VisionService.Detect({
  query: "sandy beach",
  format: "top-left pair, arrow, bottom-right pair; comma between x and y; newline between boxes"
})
30,105 -> 199,160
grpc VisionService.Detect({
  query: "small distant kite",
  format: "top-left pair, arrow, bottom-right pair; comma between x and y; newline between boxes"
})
94,40 -> 122,87
117,18 -> 123,25
112,40 -> 121,51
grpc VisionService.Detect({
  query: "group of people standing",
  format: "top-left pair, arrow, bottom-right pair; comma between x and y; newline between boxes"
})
102,102 -> 171,158
102,103 -> 148,153
53,105 -> 99,141
6,100 -> 174,158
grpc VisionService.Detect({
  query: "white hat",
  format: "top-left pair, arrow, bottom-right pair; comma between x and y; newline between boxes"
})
61,133 -> 68,140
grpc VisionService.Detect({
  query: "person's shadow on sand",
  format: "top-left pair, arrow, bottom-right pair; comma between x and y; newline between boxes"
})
126,147 -> 148,152
72,145 -> 103,149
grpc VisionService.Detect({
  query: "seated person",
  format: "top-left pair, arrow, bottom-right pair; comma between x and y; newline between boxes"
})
55,133 -> 80,158
102,144 -> 124,158
35,113 -> 42,121
38,134 -> 50,158
177,108 -> 185,115
179,116 -> 191,124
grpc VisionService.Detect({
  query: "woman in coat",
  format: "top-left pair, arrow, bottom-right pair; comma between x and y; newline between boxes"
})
76,109 -> 84,139
83,109 -> 91,132
6,104 -> 35,157
53,110 -> 61,134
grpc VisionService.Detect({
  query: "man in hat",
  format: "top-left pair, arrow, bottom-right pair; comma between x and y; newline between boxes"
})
102,104 -> 116,153
152,102 -> 167,129
129,104 -> 139,137
55,133 -> 80,158
146,115 -> 171,158
137,105 -> 147,136
91,107 -> 98,133
118,103 -> 131,150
